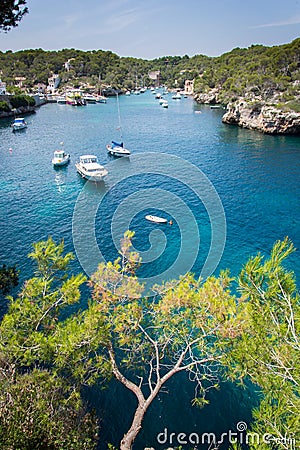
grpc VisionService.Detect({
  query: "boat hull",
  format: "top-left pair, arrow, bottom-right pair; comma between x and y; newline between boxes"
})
12,125 -> 27,131
145,215 -> 168,223
106,144 -> 130,157
75,163 -> 108,181
52,155 -> 70,167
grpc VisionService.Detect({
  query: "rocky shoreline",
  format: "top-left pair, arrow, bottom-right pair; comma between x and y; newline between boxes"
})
194,91 -> 300,135
222,100 -> 300,135
0,105 -> 36,119
0,94 -> 46,119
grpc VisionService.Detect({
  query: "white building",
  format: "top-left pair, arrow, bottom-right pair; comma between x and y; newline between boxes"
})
184,79 -> 194,95
148,70 -> 160,87
0,79 -> 6,95
47,74 -> 60,93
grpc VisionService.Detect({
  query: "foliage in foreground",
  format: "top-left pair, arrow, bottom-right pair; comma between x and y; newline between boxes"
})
0,234 -> 299,449
0,0 -> 28,32
229,238 -> 300,449
0,263 -> 18,294
0,238 -> 98,450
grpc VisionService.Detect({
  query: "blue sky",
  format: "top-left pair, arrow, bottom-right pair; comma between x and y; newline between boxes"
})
0,0 -> 299,58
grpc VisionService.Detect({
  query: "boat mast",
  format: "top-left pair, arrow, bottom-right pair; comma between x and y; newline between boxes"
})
116,92 -> 123,143
98,74 -> 102,96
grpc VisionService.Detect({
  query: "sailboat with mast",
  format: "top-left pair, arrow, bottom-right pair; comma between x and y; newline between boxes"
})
96,74 -> 107,103
106,93 -> 131,157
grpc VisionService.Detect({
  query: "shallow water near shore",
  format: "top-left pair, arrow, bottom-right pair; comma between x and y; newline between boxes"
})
0,91 -> 299,448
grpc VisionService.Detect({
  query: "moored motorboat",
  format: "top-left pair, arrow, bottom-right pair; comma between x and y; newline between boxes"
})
11,117 -> 27,131
56,95 -> 66,104
106,141 -> 131,157
75,155 -> 108,181
52,149 -> 70,167
145,215 -> 168,224
161,100 -> 168,108
96,95 -> 107,103
172,92 -> 181,100
83,94 -> 98,103
66,90 -> 86,106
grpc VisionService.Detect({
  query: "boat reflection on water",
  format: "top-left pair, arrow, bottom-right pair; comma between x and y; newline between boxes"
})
54,169 -> 68,194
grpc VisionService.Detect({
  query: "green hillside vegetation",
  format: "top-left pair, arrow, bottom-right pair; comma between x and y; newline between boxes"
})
194,38 -> 300,108
0,39 -> 299,113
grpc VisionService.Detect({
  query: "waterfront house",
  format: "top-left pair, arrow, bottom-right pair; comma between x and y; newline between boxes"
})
148,70 -> 160,87
47,74 -> 60,93
184,79 -> 194,95
0,79 -> 6,95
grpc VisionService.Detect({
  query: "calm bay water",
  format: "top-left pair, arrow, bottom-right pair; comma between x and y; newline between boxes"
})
1,91 -> 300,448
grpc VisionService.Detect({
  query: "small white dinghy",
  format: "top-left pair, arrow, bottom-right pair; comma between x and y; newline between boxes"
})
145,215 -> 168,224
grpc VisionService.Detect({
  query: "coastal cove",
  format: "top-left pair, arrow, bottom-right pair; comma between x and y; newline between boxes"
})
1,91 -> 300,448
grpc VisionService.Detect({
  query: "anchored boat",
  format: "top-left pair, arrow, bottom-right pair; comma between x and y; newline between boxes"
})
106,141 -> 131,157
52,149 -> 70,167
75,155 -> 108,181
145,215 -> 168,224
11,117 -> 27,131
107,93 -> 131,157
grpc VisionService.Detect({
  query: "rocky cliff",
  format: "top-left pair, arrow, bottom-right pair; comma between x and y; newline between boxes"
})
222,100 -> 300,135
194,88 -> 220,104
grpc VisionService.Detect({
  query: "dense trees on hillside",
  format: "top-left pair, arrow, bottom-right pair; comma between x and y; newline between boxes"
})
0,233 -> 299,449
194,39 -> 300,105
0,38 -> 298,103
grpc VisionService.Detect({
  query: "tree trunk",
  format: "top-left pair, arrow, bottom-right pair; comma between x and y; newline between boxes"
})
120,402 -> 147,450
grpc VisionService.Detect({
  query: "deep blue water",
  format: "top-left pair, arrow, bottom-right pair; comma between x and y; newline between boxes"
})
0,91 -> 300,448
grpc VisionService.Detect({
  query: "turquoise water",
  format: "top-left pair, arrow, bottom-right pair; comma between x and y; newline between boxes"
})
1,92 -> 300,448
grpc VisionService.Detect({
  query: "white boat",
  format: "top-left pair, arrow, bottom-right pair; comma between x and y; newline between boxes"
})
155,92 -> 162,99
96,95 -> 107,103
107,92 -> 131,157
106,141 -> 130,157
75,155 -> 108,181
161,100 -> 168,108
172,92 -> 181,100
66,90 -> 86,106
158,97 -> 165,104
52,149 -> 70,167
96,75 -> 107,103
125,91 -> 131,96
83,94 -> 98,103
11,117 -> 27,131
145,215 -> 168,224
56,95 -> 66,104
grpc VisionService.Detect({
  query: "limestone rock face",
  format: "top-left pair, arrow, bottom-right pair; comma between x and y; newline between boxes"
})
222,100 -> 300,135
194,88 -> 220,104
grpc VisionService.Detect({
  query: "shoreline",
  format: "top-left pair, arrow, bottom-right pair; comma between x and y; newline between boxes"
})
194,92 -> 300,136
